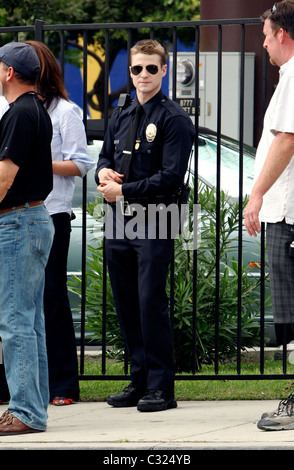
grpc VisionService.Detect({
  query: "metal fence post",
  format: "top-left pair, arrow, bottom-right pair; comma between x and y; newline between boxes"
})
34,19 -> 44,42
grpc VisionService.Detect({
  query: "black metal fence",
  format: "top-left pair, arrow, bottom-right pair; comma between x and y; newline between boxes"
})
1,18 -> 292,382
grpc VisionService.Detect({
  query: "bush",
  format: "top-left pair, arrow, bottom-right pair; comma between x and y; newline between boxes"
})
171,181 -> 268,371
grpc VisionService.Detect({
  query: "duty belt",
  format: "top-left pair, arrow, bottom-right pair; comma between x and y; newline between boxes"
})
110,195 -> 178,216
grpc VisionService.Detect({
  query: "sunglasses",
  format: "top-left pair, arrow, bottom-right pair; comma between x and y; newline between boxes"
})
271,3 -> 277,14
130,64 -> 159,75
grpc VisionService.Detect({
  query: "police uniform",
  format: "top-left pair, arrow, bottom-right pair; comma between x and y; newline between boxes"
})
96,89 -> 195,398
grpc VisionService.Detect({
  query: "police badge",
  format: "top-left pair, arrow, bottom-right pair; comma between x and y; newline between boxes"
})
146,123 -> 157,142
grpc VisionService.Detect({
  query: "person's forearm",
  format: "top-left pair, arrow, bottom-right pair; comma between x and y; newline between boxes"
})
244,131 -> 294,236
252,131 -> 294,198
52,160 -> 81,176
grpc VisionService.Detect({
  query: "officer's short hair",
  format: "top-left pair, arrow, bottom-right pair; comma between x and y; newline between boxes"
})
261,0 -> 294,39
130,40 -> 167,66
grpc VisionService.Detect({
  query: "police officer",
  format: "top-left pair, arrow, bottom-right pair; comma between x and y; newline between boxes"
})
95,39 -> 195,412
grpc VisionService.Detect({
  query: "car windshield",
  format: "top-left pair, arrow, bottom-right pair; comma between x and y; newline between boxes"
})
196,134 -> 255,198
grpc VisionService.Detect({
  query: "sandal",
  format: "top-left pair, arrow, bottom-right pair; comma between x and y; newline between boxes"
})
52,397 -> 73,406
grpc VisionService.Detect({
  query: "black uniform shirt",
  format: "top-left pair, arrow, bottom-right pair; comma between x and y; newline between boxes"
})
96,89 -> 195,199
0,92 -> 53,208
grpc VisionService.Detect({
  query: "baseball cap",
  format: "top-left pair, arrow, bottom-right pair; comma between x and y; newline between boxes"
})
0,42 -> 40,80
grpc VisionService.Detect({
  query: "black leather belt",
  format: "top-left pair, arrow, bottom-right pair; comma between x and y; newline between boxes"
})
0,200 -> 44,216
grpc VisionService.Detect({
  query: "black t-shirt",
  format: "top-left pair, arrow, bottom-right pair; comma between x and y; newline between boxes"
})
0,92 -> 53,209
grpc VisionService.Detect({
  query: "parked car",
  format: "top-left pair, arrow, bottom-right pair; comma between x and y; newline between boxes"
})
68,122 -> 273,344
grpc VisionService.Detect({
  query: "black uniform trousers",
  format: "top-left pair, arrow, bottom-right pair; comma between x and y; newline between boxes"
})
105,208 -> 175,393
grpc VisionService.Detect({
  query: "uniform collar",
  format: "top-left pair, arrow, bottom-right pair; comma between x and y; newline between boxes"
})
130,89 -> 164,116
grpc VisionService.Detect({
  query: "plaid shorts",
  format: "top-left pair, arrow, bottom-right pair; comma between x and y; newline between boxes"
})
267,220 -> 294,323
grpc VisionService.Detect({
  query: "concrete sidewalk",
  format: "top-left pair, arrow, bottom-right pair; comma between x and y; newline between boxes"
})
0,399 -> 293,452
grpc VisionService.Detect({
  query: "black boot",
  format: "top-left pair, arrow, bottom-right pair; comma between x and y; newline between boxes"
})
107,384 -> 145,407
137,389 -> 177,412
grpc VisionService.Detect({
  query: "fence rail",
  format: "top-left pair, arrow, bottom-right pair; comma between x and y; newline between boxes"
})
1,18 -> 292,382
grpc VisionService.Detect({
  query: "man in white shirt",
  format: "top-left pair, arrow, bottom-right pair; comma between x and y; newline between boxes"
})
245,0 -> 294,431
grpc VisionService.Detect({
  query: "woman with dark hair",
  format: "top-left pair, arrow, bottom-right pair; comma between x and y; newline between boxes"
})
0,41 -> 94,406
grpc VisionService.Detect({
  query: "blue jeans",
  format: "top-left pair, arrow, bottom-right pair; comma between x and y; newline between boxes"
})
0,205 -> 54,430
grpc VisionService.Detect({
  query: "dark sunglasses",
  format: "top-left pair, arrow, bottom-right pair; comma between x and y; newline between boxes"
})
271,3 -> 277,14
130,64 -> 159,75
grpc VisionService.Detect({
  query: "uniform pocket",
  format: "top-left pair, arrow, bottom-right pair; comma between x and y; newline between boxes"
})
132,141 -> 160,178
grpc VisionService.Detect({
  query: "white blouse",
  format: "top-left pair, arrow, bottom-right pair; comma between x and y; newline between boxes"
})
44,97 -> 95,216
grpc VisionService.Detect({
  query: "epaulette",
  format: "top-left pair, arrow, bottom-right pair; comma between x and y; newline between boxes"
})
160,94 -> 191,118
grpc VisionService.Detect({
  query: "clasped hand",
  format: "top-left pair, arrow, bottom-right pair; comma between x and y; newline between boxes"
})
97,168 -> 124,203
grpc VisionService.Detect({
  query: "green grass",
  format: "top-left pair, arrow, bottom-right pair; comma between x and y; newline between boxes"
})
78,358 -> 294,402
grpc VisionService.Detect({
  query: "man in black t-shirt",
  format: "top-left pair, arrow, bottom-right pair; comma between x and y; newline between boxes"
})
0,42 -> 54,436
0,93 -> 53,208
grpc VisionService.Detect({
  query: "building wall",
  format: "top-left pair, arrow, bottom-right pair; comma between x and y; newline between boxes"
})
200,0 -> 279,147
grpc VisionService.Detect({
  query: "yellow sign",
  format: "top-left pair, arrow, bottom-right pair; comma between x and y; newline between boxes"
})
78,37 -> 110,119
